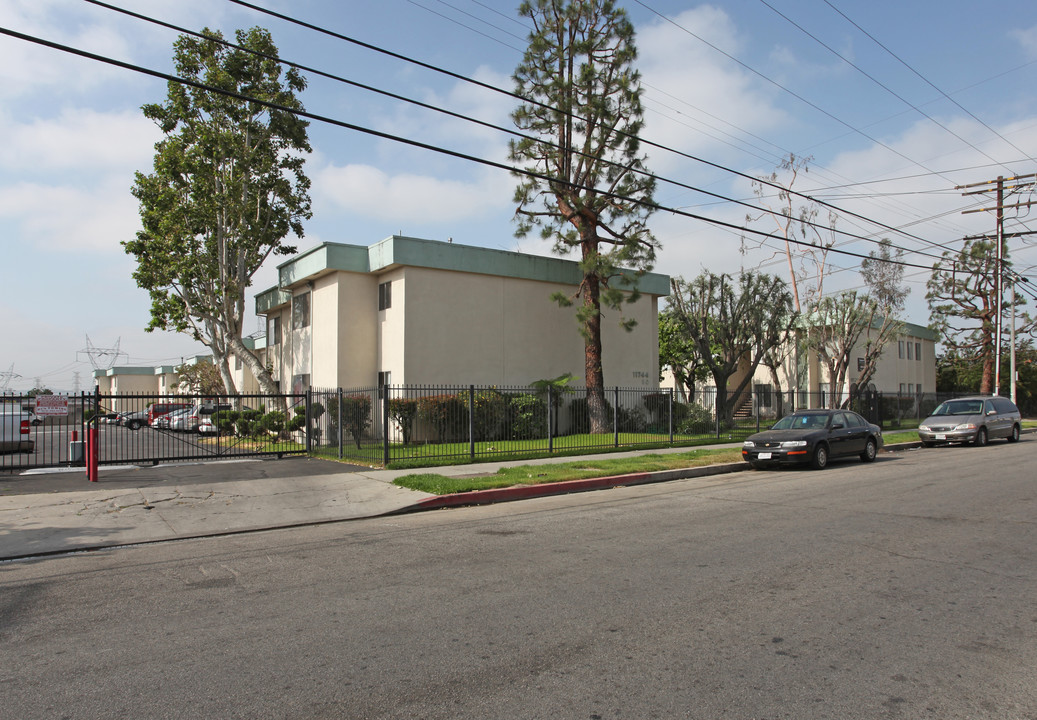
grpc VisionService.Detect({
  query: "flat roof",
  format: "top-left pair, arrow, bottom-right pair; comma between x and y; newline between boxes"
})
256,235 -> 671,313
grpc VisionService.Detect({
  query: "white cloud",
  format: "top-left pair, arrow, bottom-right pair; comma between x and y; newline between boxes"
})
313,163 -> 512,224
0,178 -> 140,253
636,6 -> 788,170
0,108 -> 158,172
1010,24 -> 1037,58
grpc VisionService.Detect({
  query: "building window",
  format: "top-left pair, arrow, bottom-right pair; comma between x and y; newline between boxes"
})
378,371 -> 391,398
267,315 -> 281,346
292,292 -> 310,330
755,383 -> 772,408
915,342 -> 921,362
898,340 -> 905,359
379,281 -> 392,311
907,342 -> 913,360
899,383 -> 907,395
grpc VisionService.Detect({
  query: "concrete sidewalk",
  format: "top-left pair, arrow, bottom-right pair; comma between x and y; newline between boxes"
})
0,446 -> 746,561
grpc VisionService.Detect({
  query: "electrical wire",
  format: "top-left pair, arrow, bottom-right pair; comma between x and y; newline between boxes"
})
0,24 -> 941,273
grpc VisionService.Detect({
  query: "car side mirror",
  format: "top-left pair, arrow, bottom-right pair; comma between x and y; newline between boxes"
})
986,409 -> 997,416
831,423 -> 844,430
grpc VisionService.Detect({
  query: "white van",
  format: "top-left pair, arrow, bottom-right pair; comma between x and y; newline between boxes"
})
0,409 -> 35,454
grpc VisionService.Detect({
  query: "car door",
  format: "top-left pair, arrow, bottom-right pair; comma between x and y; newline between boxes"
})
983,399 -> 1005,439
828,412 -> 858,457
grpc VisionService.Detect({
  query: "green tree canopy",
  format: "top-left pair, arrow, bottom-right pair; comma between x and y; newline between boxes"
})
509,0 -> 657,433
927,236 -> 1033,393
668,271 -> 796,426
125,27 -> 311,397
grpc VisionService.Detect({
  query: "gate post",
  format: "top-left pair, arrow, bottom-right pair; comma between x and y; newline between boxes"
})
668,388 -> 674,444
382,384 -> 390,467
613,387 -> 620,448
337,388 -> 343,460
305,389 -> 312,454
547,386 -> 554,454
468,385 -> 476,461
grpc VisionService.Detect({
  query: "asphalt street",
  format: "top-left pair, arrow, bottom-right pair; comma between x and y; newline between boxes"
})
1,440 -> 1034,719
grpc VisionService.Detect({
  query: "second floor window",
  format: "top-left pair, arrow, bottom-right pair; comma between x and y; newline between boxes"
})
379,281 -> 392,311
293,292 -> 310,330
267,315 -> 281,346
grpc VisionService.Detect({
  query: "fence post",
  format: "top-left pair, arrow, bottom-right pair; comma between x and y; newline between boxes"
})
668,388 -> 674,445
305,389 -> 312,454
382,385 -> 390,467
469,385 -> 476,461
756,389 -> 761,433
547,385 -> 554,454
613,387 -> 620,448
337,388 -> 343,460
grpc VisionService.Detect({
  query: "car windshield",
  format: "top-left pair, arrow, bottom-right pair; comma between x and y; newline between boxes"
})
772,413 -> 829,430
932,400 -> 983,416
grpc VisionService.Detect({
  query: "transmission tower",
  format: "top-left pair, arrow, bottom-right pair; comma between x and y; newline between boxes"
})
0,363 -> 20,393
77,335 -> 127,371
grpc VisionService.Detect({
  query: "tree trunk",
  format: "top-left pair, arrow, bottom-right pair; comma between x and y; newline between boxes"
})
227,335 -> 286,412
583,273 -> 609,434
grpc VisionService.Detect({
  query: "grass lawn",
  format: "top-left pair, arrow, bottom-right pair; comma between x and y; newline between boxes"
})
392,447 -> 744,495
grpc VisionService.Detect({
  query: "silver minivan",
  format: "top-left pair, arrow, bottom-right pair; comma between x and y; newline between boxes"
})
917,396 -> 1022,447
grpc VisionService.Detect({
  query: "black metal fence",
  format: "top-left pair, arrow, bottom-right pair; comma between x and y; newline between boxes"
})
1,391 -> 307,473
306,384 -> 1006,468
3,386 -> 1010,473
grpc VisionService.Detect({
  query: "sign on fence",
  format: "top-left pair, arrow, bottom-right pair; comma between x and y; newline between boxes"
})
35,394 -> 69,417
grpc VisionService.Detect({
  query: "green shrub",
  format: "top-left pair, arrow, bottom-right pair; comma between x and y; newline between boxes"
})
568,394 -> 613,435
463,388 -> 509,442
509,393 -> 547,439
327,394 -> 373,449
675,402 -> 714,435
388,397 -> 418,444
417,394 -> 466,442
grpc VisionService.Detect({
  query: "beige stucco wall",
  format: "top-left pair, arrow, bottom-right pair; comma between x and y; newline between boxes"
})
394,266 -> 659,387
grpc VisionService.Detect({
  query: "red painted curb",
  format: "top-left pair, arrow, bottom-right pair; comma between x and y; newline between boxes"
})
410,463 -> 747,511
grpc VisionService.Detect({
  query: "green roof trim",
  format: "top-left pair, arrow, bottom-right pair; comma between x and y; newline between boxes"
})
255,235 -> 670,315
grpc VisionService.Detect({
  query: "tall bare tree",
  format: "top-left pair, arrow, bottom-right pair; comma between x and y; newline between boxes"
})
510,0 -> 657,433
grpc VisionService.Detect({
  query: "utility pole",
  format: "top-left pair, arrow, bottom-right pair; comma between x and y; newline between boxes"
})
958,172 -> 1037,396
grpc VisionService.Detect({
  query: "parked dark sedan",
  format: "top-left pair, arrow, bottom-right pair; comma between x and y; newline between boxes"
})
741,409 -> 884,470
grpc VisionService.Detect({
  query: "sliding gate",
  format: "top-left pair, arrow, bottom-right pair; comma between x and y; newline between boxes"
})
0,391 -> 309,473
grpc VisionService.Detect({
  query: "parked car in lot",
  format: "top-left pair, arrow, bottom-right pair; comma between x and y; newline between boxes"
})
154,407 -> 193,430
917,396 -> 1021,447
120,410 -> 149,430
145,402 -> 193,428
742,409 -> 884,470
0,409 -> 35,454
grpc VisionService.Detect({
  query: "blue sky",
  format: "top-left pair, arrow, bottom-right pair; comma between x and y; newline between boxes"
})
1,0 -> 1035,393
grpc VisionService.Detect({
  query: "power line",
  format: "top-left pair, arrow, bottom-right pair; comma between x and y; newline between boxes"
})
222,0 -> 955,254
76,0 -> 940,262
820,0 -> 1037,167
757,0 -> 1018,176
0,24 -> 939,273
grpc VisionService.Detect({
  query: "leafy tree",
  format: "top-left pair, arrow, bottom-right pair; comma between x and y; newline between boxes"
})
510,0 -> 657,434
854,239 -> 908,395
927,236 -> 1034,393
126,27 -> 311,398
804,291 -> 896,408
668,271 -> 796,426
176,358 -> 226,396
659,308 -> 709,403
938,344 -> 1037,414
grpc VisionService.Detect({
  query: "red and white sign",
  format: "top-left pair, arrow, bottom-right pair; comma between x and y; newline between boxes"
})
35,395 -> 69,417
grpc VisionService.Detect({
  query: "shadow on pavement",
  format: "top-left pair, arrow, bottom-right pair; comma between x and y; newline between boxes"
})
0,456 -> 371,496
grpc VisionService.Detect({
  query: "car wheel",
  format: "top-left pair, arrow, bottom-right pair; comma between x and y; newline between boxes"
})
973,427 -> 988,447
1008,424 -> 1020,443
127,419 -> 142,430
860,438 -> 877,463
811,443 -> 829,470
